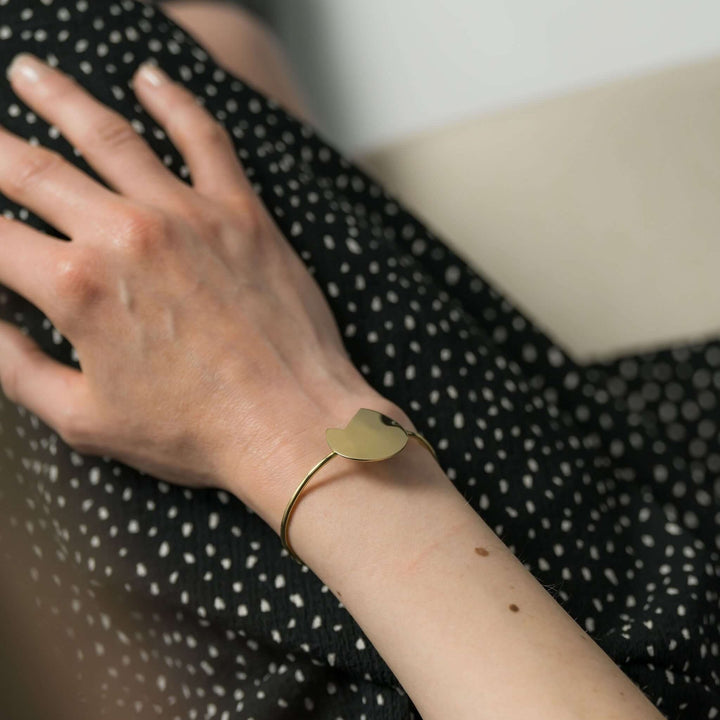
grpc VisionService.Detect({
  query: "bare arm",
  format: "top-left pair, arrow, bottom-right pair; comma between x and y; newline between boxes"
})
248,401 -> 667,720
0,54 -> 666,720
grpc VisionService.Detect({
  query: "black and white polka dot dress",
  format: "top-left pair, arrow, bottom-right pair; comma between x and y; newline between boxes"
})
0,2 -> 718,718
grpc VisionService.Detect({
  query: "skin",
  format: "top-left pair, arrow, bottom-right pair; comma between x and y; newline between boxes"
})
0,54 -> 668,720
0,52 -> 393,524
158,0 -> 311,121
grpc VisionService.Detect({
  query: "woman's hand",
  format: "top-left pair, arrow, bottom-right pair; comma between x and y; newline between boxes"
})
0,53 -> 403,525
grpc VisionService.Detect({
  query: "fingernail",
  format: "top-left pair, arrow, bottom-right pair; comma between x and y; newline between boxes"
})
6,53 -> 44,83
137,62 -> 168,88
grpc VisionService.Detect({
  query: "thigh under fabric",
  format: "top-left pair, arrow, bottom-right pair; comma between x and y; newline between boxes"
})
0,2 -> 718,719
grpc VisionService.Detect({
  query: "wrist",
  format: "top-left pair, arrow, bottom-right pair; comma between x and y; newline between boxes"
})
252,389 -> 461,593
219,382 -> 422,535
287,431 -> 459,593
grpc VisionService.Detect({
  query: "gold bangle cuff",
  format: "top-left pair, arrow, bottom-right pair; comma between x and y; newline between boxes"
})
280,408 -> 437,566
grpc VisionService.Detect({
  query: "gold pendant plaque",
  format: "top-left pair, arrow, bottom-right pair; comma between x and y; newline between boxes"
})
325,408 -> 409,461
281,407 -> 437,565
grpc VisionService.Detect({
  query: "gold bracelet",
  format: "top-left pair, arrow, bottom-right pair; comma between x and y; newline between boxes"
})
280,408 -> 437,566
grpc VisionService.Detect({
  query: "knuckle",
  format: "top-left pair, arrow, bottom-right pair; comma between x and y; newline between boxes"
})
86,113 -> 138,152
114,207 -> 172,257
222,187 -> 267,231
196,117 -> 232,148
228,190 -> 258,219
179,203 -> 222,240
58,408 -> 93,452
228,192 -> 265,239
10,148 -> 64,195
170,96 -> 231,146
52,251 -> 104,306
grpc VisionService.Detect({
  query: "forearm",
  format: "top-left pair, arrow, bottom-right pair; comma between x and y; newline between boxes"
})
247,400 -> 667,720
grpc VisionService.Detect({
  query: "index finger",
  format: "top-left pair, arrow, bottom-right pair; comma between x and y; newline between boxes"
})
6,53 -> 189,206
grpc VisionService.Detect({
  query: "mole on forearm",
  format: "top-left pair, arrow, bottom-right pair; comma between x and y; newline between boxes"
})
472,547 -> 518,612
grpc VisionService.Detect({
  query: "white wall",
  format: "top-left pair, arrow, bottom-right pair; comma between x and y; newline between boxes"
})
270,0 -> 720,155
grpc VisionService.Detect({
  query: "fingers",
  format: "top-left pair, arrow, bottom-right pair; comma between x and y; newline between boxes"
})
132,62 -> 254,201
0,215 -> 68,313
0,319 -> 91,449
0,125 -> 123,240
6,53 -> 190,206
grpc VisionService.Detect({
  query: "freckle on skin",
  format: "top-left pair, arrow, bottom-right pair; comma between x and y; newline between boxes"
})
474,547 -> 489,556
509,603 -> 519,612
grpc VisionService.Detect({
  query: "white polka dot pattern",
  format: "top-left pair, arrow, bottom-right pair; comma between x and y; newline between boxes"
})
0,1 -> 718,718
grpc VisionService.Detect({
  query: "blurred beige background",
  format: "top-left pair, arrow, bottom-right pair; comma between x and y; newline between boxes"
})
358,57 -> 720,364
249,0 -> 720,364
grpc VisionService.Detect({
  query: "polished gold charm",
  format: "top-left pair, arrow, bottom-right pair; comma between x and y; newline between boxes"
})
325,408 -> 409,461
280,408 -> 437,565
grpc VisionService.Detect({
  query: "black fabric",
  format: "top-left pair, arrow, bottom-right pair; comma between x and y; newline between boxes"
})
0,2 -> 718,718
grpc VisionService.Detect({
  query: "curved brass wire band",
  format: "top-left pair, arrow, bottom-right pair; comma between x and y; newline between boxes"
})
280,427 -> 437,566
